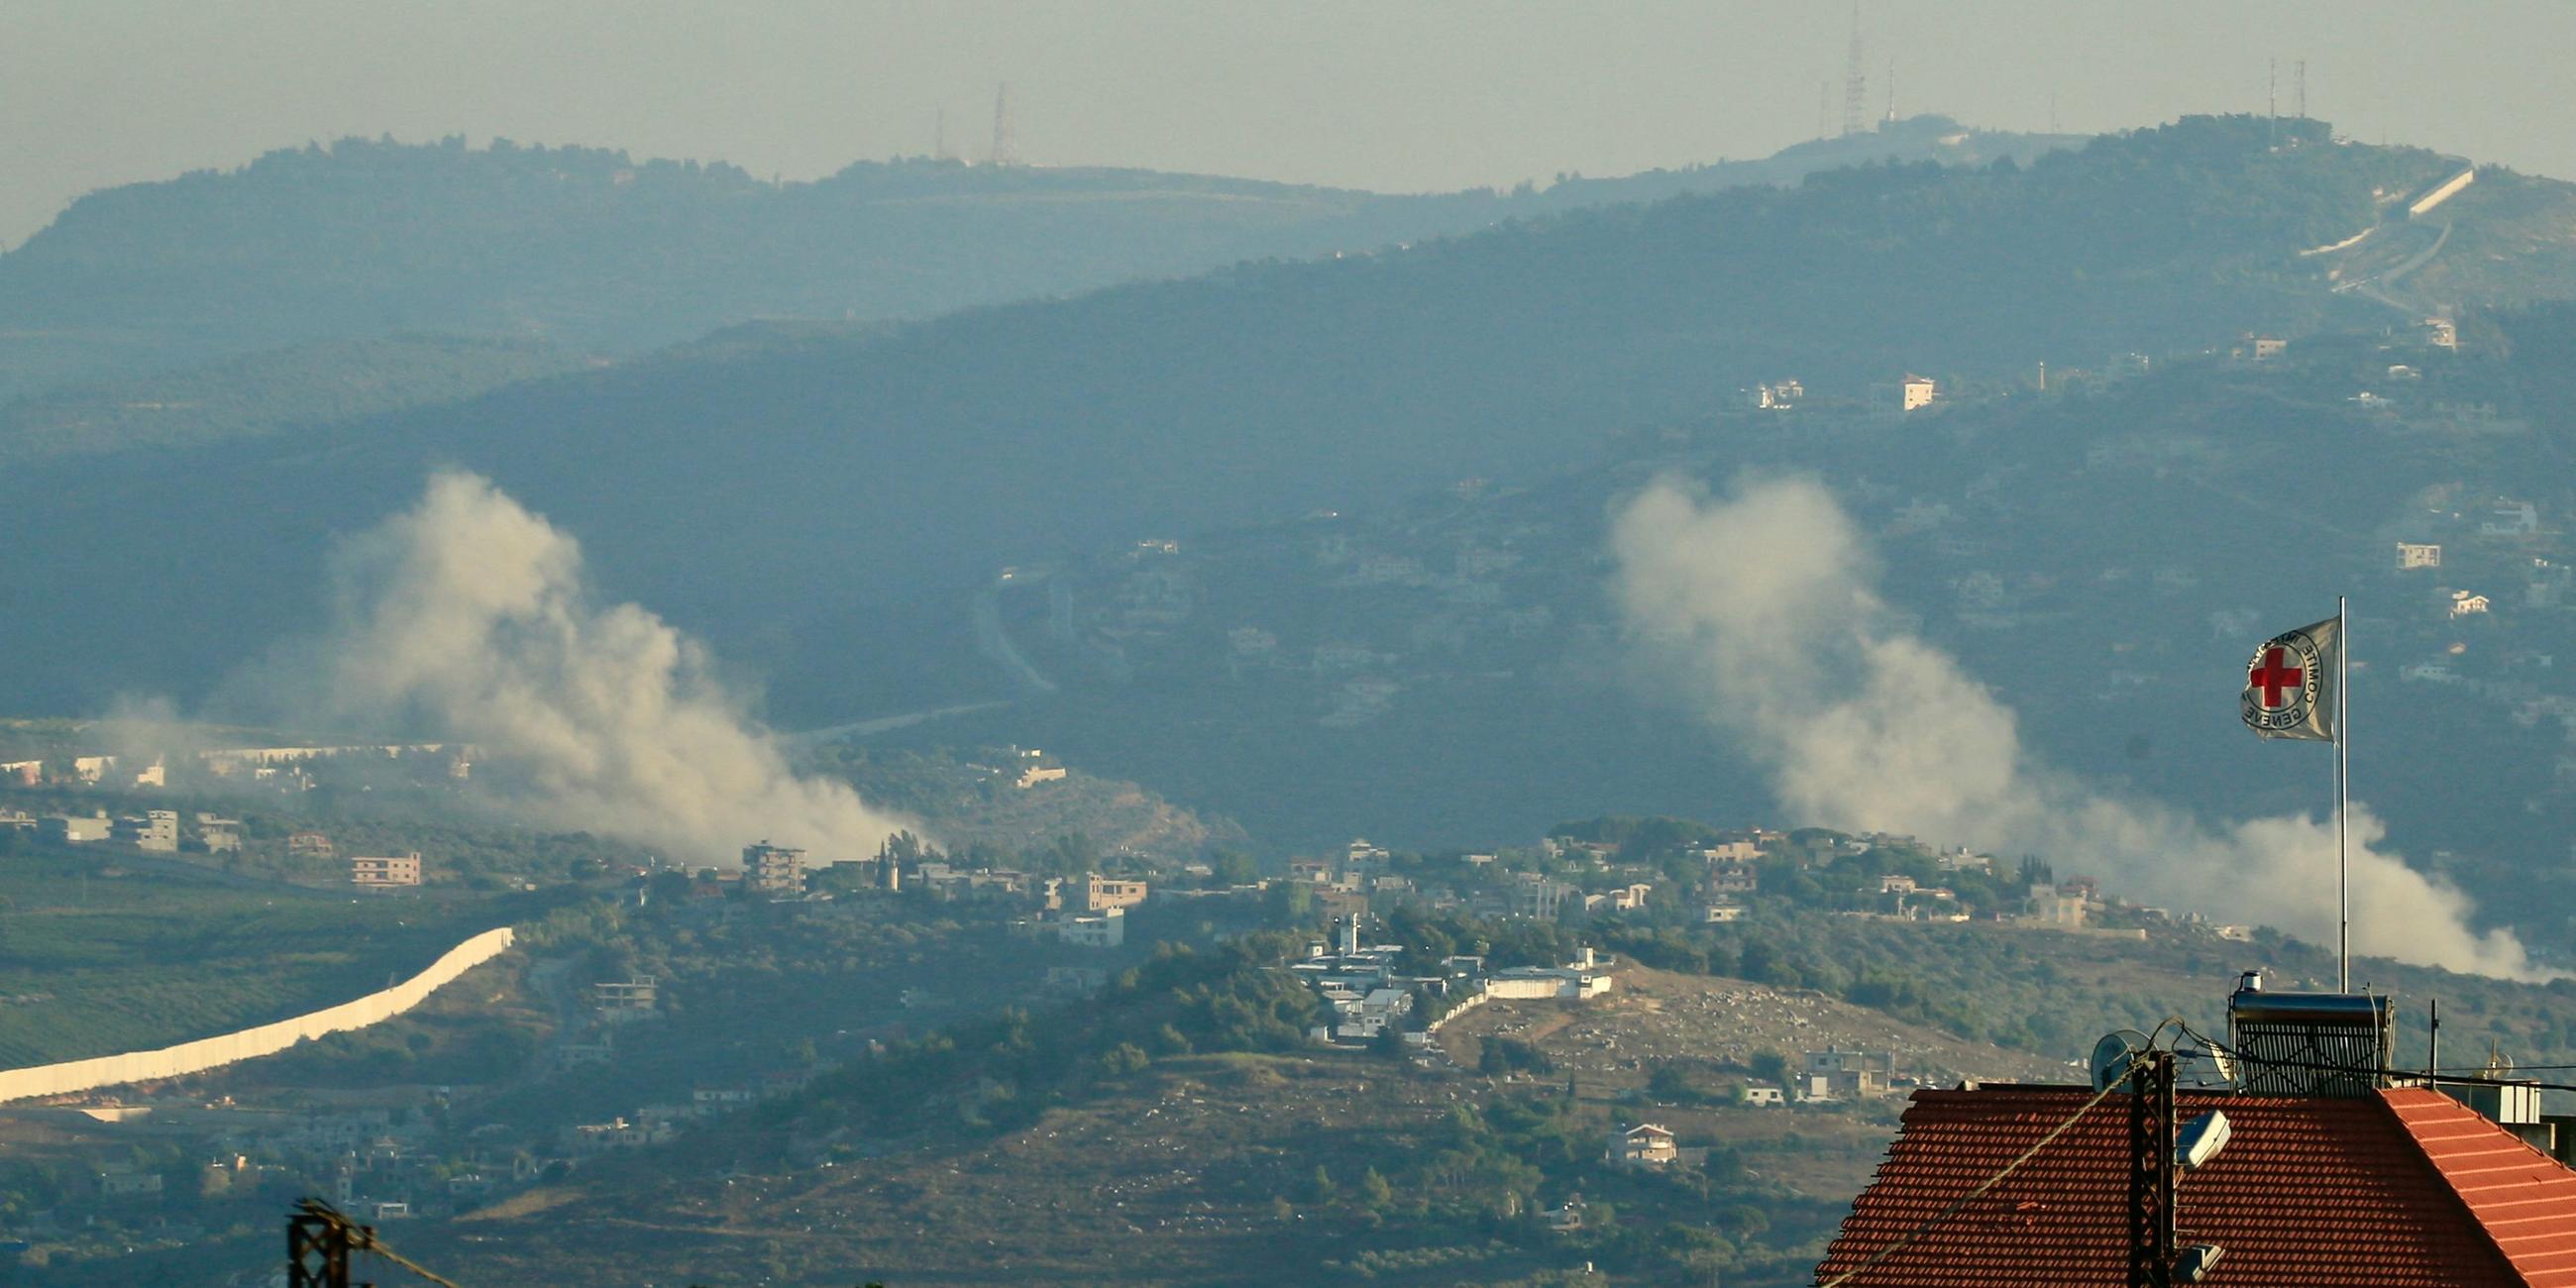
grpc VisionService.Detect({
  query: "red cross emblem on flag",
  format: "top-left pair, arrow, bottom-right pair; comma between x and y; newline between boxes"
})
2247,646 -> 2305,710
2241,618 -> 2338,740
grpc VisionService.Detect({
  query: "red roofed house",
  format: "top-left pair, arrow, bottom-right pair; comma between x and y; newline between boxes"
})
1816,1082 -> 2576,1285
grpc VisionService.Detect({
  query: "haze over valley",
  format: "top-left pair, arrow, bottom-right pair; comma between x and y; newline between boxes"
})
7,7 -> 2576,1284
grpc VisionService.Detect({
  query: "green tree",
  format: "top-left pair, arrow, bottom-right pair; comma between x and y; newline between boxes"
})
1266,880 -> 1316,925
1208,847 -> 1260,887
1646,1061 -> 1698,1103
1748,1049 -> 1789,1087
1724,1203 -> 1770,1241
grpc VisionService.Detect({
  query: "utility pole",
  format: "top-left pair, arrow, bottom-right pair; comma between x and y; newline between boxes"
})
287,1198 -> 458,1288
2429,997 -> 2442,1080
288,1201 -> 367,1288
2127,1051 -> 2177,1288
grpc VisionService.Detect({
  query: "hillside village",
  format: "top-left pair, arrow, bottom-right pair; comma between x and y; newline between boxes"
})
1021,311 -> 2561,747
952,304 -> 2576,934
0,732 -> 2314,1278
15,294 -> 2576,1274
6,758 -> 2554,1286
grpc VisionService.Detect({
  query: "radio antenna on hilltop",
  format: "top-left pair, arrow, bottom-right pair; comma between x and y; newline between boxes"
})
2296,59 -> 2308,120
2267,59 -> 2279,148
990,82 -> 1018,166
1841,3 -> 1867,136
1883,58 -> 1896,127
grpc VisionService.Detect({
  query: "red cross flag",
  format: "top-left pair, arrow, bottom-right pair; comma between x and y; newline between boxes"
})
2241,616 -> 2341,741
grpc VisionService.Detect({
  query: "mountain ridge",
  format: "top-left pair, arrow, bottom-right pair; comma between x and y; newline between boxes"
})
0,114 -> 2080,403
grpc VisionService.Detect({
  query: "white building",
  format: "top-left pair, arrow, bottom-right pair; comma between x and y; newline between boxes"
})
2483,502 -> 2539,537
1319,986 -> 1414,1041
1607,1124 -> 1678,1168
42,813 -> 112,844
1507,872 -> 1575,919
1056,907 -> 1126,948
1484,964 -> 1615,1001
1801,1047 -> 1897,1099
2024,886 -> 2087,927
1751,379 -> 1804,409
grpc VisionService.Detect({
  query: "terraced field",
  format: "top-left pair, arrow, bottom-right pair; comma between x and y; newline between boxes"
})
0,853 -> 507,1069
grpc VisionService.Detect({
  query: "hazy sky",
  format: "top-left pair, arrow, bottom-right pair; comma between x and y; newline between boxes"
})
5,1 -> 2572,250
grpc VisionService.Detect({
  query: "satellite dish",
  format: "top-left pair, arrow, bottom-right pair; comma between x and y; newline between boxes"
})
2091,1029 -> 2153,1093
2201,1041 -> 2237,1088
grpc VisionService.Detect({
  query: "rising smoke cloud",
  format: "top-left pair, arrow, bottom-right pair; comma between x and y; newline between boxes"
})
285,470 -> 912,865
1610,474 -> 2545,980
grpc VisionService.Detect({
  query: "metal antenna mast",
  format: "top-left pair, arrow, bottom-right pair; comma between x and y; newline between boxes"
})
2296,60 -> 2308,120
1841,4 -> 1867,136
990,82 -> 1017,166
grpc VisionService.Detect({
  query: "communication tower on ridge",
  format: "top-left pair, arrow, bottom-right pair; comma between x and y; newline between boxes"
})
990,82 -> 1019,166
1840,5 -> 1868,136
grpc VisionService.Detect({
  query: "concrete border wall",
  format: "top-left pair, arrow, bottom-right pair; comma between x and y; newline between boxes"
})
0,926 -> 515,1104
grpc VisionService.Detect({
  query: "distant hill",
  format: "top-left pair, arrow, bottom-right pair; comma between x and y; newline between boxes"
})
0,116 -> 2076,403
878,303 -> 2576,943
0,334 -> 593,463
7,115 -> 2575,740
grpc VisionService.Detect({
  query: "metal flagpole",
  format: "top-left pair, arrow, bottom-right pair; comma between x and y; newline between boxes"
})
2337,594 -> 2350,994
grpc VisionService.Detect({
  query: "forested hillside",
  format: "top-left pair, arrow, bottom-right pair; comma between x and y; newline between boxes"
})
0,115 -> 2076,403
7,116 -> 2561,726
0,335 -> 591,463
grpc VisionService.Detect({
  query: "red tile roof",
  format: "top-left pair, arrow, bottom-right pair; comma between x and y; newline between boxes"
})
1815,1084 -> 2576,1286
2387,1089 -> 2576,1285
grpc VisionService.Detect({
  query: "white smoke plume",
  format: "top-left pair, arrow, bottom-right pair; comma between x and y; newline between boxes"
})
1610,474 -> 2546,981
292,470 -> 912,865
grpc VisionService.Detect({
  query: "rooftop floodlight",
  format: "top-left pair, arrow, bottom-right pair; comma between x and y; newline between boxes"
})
2176,1109 -> 2232,1170
2177,1242 -> 2225,1283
